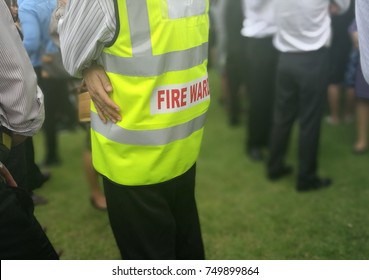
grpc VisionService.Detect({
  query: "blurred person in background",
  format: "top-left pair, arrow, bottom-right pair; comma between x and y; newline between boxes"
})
326,0 -> 355,125
16,0 -> 57,204
267,0 -> 350,191
209,0 -> 227,72
224,0 -> 245,126
0,2 -> 58,259
349,20 -> 369,154
356,0 -> 369,84
59,0 -> 210,259
241,0 -> 278,161
41,37 -> 75,167
51,1 -> 107,210
4,0 -> 22,38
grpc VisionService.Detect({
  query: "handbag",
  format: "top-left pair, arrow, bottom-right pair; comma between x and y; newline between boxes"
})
78,92 -> 91,122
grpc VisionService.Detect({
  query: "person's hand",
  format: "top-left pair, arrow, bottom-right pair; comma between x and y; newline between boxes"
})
58,0 -> 67,7
329,3 -> 340,15
0,161 -> 17,187
351,31 -> 359,49
82,65 -> 121,124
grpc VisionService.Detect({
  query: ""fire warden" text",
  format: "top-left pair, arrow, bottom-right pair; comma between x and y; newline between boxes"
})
151,76 -> 210,114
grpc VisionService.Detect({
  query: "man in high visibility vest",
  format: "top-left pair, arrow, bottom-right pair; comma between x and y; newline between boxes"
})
59,0 -> 210,259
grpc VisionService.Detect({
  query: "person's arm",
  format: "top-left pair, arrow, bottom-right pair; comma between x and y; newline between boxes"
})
59,0 -> 115,78
0,5 -> 44,139
0,162 -> 17,187
356,0 -> 369,84
331,0 -> 350,15
59,0 -> 120,123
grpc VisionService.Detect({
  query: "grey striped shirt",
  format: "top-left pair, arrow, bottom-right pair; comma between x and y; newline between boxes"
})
357,0 -> 369,84
0,2 -> 44,136
59,0 -> 116,78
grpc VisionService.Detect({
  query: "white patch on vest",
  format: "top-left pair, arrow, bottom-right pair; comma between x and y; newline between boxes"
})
151,75 -> 210,114
165,0 -> 206,19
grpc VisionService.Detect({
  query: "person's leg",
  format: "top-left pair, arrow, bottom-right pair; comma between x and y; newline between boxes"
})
0,184 -> 59,260
172,165 -> 204,260
5,142 -> 27,191
104,179 -> 175,259
246,37 -> 277,159
83,149 -> 106,209
267,53 -> 298,178
5,141 -> 48,205
103,165 -> 203,260
226,53 -> 243,126
83,126 -> 106,209
327,83 -> 341,124
344,87 -> 356,122
342,49 -> 360,122
353,99 -> 369,152
41,78 -> 59,165
297,49 -> 330,189
24,137 -> 49,192
58,80 -> 78,131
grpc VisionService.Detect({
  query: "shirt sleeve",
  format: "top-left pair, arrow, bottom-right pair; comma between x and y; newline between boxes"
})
357,0 -> 369,84
0,4 -> 44,136
59,0 -> 116,78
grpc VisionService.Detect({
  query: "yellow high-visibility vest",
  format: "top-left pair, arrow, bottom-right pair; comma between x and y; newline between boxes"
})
91,0 -> 210,186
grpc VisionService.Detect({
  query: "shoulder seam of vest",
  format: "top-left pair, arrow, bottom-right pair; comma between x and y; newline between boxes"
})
105,0 -> 120,48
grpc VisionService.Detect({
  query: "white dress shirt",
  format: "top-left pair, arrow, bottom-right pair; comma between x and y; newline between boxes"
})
241,0 -> 276,38
0,2 -> 44,136
59,0 -> 116,78
273,0 -> 350,52
356,0 -> 369,84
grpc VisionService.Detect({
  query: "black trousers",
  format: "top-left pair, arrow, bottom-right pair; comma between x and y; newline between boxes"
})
5,138 -> 44,193
226,46 -> 245,124
0,183 -> 58,260
268,48 -> 329,182
5,142 -> 27,192
40,77 -> 71,162
103,164 -> 205,260
244,36 -> 278,149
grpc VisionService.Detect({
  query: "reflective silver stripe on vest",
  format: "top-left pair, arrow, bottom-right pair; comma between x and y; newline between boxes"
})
100,0 -> 208,76
91,112 -> 207,146
100,43 -> 208,77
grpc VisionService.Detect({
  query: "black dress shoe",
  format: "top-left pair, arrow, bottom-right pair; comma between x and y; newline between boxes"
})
297,177 -> 332,192
268,165 -> 293,180
248,148 -> 264,161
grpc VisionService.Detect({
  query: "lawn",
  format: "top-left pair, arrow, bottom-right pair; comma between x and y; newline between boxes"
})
33,70 -> 369,260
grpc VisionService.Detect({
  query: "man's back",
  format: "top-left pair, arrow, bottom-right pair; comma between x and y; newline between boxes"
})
274,0 -> 350,52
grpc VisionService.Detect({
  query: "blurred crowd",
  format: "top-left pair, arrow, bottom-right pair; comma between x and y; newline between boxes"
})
209,0 -> 366,191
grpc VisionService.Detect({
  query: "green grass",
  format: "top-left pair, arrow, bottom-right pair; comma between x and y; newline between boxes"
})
33,70 -> 369,259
